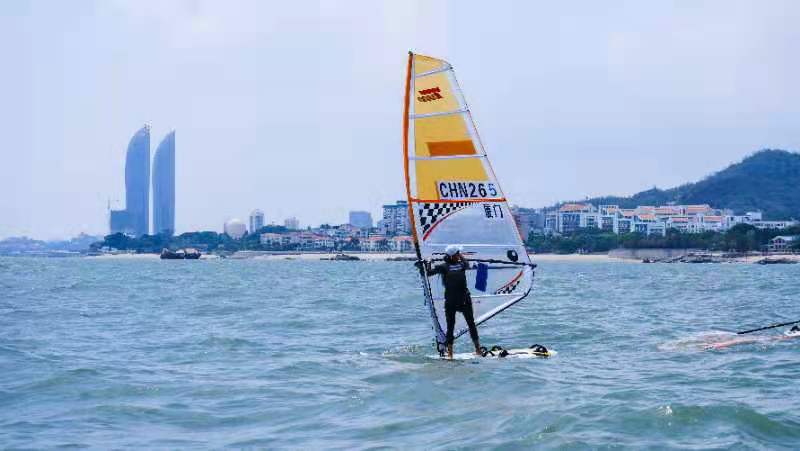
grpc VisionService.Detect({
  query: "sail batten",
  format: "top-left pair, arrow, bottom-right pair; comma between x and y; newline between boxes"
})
411,109 -> 469,119
410,155 -> 487,162
403,53 -> 534,355
415,66 -> 452,78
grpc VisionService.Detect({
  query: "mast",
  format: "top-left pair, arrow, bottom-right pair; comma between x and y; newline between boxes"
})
404,52 -> 446,354
402,51 -> 422,261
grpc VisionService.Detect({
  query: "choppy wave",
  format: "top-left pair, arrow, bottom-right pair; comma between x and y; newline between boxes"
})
1,257 -> 799,449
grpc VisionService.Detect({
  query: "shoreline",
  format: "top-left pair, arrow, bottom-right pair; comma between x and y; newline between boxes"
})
78,251 -> 800,264
83,251 -> 630,263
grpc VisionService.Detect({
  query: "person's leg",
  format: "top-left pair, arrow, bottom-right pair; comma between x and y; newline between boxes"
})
445,303 -> 456,359
462,299 -> 481,354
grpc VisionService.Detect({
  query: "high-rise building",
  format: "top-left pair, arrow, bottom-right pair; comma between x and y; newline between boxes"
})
110,125 -> 150,237
152,131 -> 175,236
249,209 -> 265,233
382,200 -> 410,235
349,211 -> 373,229
284,217 -> 300,230
510,206 -> 545,239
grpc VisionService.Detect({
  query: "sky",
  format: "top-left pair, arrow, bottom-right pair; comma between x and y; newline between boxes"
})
1,1 -> 799,240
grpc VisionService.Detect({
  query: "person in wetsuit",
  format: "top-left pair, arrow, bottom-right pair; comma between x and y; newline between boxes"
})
428,245 -> 481,359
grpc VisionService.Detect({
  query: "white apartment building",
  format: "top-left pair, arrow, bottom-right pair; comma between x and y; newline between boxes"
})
260,232 -> 303,247
767,235 -> 799,252
752,220 -> 796,230
390,235 -> 414,252
543,203 -> 793,236
360,236 -> 386,252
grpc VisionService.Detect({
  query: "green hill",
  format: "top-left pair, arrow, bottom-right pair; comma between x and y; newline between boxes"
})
571,149 -> 800,220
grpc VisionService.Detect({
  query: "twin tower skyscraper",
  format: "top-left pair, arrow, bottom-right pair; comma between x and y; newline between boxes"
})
110,125 -> 176,237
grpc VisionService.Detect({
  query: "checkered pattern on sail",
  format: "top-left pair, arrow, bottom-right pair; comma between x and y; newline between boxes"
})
418,202 -> 470,237
495,271 -> 523,295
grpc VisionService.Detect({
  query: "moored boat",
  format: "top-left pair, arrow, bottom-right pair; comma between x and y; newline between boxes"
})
160,248 -> 201,260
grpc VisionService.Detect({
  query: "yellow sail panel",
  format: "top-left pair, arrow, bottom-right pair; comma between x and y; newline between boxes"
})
413,72 -> 460,116
414,159 -> 488,200
414,114 -> 475,157
413,54 -> 448,75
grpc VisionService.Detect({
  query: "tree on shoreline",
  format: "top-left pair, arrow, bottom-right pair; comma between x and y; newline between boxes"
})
526,224 -> 800,254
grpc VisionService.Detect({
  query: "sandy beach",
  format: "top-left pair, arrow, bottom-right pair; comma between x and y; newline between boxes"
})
529,253 -> 630,263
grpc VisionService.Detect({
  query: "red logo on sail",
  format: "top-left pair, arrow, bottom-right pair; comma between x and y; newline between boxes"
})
418,87 -> 443,102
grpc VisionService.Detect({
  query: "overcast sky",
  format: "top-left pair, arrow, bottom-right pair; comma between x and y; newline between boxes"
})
2,1 -> 799,239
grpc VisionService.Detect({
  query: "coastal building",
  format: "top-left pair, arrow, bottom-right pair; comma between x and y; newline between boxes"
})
110,125 -> 150,237
313,235 -> 335,249
666,216 -> 690,233
224,218 -> 247,239
751,220 -> 797,230
382,200 -> 410,236
327,224 -> 361,239
766,235 -> 799,252
283,231 -> 333,249
249,209 -> 265,233
726,211 -> 762,228
544,204 -> 601,235
260,232 -> 285,247
152,131 -> 175,236
390,235 -> 413,252
284,217 -> 300,230
360,235 -> 387,252
348,211 -> 373,229
541,203 -> 779,236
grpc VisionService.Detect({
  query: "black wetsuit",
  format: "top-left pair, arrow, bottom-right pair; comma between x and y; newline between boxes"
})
431,259 -> 480,346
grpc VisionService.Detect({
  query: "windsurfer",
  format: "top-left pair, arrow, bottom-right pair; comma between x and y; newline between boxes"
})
427,245 -> 481,358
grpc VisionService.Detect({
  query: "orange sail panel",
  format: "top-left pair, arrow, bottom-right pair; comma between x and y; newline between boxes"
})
402,52 -> 534,355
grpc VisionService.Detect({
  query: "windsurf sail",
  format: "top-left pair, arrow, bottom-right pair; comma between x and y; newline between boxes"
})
402,52 -> 535,355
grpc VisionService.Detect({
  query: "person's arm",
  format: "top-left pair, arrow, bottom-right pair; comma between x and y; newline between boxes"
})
415,260 -> 439,275
429,262 -> 445,276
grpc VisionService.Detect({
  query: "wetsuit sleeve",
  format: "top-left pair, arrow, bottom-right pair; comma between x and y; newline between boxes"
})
430,263 -> 446,276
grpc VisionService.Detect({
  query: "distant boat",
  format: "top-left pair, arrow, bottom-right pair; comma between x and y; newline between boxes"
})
320,253 -> 360,261
184,248 -> 201,259
160,248 -> 201,260
332,253 -> 359,261
756,257 -> 797,265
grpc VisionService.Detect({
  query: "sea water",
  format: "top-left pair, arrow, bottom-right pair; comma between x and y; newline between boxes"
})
1,257 -> 799,449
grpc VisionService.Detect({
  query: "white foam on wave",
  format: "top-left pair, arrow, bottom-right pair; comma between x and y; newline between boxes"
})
426,349 -> 557,360
657,330 -> 737,352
